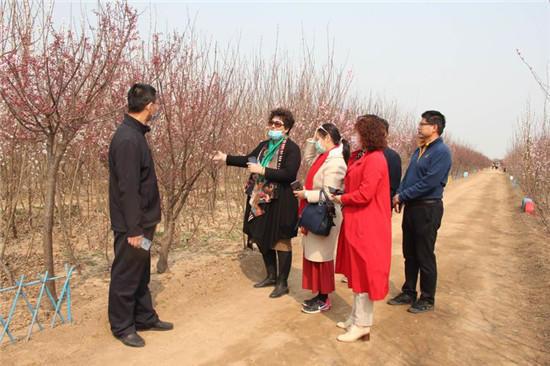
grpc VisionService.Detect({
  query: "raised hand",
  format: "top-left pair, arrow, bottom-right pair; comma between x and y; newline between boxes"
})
212,151 -> 227,162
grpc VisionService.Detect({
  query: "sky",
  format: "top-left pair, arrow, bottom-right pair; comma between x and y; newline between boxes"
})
53,1 -> 550,159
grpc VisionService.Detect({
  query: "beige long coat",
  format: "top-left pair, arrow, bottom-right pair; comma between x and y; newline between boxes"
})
301,140 -> 347,262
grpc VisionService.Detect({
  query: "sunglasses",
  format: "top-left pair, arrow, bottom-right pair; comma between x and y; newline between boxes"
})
268,120 -> 285,128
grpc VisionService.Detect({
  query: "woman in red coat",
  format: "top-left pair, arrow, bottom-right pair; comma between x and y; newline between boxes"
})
331,114 -> 392,342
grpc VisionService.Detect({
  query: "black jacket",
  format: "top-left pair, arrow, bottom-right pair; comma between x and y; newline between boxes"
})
226,138 -> 301,251
108,115 -> 161,236
383,147 -> 402,207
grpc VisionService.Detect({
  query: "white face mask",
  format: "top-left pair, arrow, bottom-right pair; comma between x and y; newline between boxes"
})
351,134 -> 361,150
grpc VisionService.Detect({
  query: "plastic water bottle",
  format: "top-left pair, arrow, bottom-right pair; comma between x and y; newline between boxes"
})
141,237 -> 152,251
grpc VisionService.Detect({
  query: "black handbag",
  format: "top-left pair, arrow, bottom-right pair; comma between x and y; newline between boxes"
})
298,190 -> 336,236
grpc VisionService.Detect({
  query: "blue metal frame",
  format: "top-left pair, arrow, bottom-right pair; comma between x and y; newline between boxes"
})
0,265 -> 75,344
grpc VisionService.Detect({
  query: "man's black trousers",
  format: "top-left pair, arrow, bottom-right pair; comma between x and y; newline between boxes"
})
108,226 -> 159,337
401,201 -> 443,304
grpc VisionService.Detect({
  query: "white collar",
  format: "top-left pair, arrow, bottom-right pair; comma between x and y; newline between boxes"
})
327,144 -> 343,158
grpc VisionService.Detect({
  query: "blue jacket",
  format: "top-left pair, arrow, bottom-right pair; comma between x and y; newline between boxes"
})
397,137 -> 452,202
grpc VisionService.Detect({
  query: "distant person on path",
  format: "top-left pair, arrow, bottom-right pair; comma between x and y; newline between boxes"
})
293,123 -> 349,314
108,84 -> 173,348
388,110 -> 452,313
212,108 -> 301,298
331,115 -> 392,342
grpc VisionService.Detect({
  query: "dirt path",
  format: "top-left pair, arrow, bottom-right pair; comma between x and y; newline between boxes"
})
2,170 -> 549,365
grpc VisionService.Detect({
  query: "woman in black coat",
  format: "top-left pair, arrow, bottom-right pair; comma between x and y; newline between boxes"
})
213,108 -> 301,298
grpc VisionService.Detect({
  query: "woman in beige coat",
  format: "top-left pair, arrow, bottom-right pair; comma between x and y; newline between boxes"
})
294,123 -> 349,313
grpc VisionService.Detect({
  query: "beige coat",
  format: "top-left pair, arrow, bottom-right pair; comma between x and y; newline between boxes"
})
301,140 -> 347,262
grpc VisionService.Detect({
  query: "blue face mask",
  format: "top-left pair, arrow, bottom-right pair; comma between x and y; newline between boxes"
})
268,130 -> 284,140
314,140 -> 326,154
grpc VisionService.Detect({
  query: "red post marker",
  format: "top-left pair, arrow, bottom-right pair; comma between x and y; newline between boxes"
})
524,201 -> 535,214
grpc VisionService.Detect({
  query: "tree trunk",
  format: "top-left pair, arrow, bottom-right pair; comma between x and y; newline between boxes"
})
56,185 -> 80,271
0,228 -> 14,284
42,135 -> 64,299
1,210 -> 15,284
43,160 -> 58,298
28,185 -> 33,227
156,209 -> 175,274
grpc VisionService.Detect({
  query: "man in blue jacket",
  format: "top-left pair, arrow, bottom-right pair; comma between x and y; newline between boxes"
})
388,110 -> 452,313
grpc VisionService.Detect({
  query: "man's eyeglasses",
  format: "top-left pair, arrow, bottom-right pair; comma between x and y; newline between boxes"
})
418,122 -> 433,126
268,120 -> 285,128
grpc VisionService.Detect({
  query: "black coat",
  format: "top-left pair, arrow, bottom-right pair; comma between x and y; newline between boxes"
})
108,115 -> 161,236
226,138 -> 301,252
383,147 -> 402,207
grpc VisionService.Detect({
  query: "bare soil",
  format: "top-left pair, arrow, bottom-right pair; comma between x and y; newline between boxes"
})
1,170 -> 549,365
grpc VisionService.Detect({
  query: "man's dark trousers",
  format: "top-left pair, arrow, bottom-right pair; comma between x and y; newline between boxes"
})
401,201 -> 443,304
108,226 -> 159,337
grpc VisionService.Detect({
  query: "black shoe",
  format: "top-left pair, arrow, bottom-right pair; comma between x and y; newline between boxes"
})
269,282 -> 289,298
137,320 -> 174,331
387,292 -> 416,305
407,299 -> 434,314
254,276 -> 277,288
117,332 -> 145,347
301,298 -> 331,314
302,294 -> 320,307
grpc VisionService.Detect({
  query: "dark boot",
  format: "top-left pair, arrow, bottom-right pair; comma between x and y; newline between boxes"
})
254,249 -> 277,288
245,236 -> 254,250
270,251 -> 292,298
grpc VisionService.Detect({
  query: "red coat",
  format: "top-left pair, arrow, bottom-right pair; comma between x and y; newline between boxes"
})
335,150 -> 392,300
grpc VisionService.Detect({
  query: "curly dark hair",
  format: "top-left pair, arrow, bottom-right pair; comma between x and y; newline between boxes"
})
269,107 -> 295,131
355,114 -> 388,151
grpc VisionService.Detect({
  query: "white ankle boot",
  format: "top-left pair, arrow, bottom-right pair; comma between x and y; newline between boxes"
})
336,325 -> 371,342
336,318 -> 352,329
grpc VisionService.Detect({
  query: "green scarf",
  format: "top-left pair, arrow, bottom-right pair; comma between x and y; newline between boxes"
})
260,138 -> 285,167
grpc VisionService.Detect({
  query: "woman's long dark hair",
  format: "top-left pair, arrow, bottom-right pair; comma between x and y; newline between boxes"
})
317,123 -> 351,164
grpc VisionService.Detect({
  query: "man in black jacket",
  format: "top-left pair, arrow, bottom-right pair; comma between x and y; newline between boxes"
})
108,83 -> 173,348
380,119 -> 402,208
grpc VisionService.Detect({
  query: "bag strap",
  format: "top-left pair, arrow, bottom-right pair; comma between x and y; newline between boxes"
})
318,189 -> 330,203
316,189 -> 336,217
